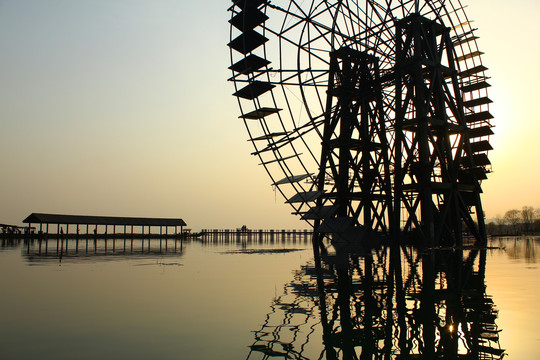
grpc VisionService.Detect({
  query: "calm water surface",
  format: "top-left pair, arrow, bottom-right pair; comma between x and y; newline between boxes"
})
0,235 -> 539,359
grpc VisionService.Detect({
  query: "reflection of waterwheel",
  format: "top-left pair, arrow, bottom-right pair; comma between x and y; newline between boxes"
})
228,0 -> 493,247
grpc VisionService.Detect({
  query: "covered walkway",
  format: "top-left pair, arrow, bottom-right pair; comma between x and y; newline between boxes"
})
23,213 -> 186,236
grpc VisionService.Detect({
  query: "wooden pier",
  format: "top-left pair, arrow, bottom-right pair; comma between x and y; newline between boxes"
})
0,232 -> 184,240
198,229 -> 313,244
21,213 -> 186,238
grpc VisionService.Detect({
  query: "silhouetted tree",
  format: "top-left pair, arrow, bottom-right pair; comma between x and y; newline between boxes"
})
534,208 -> 540,234
522,206 -> 534,234
486,221 -> 496,235
504,209 -> 521,235
494,215 -> 506,235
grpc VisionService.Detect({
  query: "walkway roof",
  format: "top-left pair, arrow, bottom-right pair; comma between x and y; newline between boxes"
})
23,213 -> 186,227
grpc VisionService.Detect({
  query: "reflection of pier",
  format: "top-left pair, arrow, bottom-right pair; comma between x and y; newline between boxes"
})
248,246 -> 505,359
199,229 -> 312,244
1,238 -> 22,249
23,237 -> 183,263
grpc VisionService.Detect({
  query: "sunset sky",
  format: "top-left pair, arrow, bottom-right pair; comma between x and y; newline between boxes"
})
1,0 -> 538,230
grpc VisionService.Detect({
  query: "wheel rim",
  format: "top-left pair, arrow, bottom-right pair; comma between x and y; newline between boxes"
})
228,0 -> 492,236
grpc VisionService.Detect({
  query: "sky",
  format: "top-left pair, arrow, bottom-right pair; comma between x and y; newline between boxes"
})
0,0 -> 538,230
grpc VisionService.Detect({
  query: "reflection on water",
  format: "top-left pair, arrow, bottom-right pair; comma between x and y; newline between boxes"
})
248,245 -> 505,359
1,235 -> 538,359
492,236 -> 538,263
22,237 -> 183,264
248,263 -> 322,359
1,238 -> 22,250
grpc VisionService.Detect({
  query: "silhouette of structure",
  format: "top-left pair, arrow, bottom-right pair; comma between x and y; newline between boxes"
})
228,1 -> 493,247
199,228 -> 312,244
1,223 -> 30,234
22,213 -> 186,237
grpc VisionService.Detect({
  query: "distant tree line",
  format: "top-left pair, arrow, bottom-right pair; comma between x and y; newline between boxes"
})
486,206 -> 539,235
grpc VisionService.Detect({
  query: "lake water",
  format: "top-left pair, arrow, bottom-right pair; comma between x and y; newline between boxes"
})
0,234 -> 539,359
